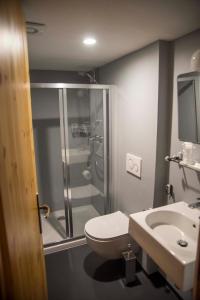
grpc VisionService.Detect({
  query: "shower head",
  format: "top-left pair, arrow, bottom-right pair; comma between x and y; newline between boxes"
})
78,71 -> 85,77
78,71 -> 97,84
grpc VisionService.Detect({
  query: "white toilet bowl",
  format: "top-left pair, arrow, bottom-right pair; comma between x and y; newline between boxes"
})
84,211 -> 130,259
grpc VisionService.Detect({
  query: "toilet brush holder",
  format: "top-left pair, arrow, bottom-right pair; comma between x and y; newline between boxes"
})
122,244 -> 137,285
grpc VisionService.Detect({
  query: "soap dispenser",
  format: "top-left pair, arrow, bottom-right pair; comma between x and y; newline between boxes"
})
182,142 -> 195,165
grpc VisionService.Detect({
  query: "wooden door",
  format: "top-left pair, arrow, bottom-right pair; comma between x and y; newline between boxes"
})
0,0 -> 47,299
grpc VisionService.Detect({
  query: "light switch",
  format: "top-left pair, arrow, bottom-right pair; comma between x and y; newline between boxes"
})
126,153 -> 142,178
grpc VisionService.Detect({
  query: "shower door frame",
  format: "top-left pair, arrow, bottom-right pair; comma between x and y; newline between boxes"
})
31,83 -> 111,244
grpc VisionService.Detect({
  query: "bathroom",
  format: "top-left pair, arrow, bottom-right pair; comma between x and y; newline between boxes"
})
25,1 -> 200,299
1,0 -> 200,300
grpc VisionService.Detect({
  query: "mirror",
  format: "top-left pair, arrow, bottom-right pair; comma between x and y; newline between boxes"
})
177,71 -> 200,143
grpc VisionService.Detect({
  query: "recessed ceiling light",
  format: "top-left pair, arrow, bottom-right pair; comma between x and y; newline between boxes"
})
83,37 -> 97,46
26,26 -> 39,34
26,21 -> 45,35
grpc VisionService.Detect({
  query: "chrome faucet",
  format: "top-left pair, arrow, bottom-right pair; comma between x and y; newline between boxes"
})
188,198 -> 200,209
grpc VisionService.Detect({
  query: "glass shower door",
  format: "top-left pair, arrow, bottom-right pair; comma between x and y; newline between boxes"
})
63,88 -> 109,238
31,84 -> 110,245
31,87 -> 68,245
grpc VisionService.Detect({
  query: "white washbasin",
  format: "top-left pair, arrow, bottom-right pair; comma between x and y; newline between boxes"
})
146,210 -> 197,262
129,202 -> 199,291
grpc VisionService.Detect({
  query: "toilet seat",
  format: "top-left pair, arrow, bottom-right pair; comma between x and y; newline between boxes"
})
84,211 -> 129,241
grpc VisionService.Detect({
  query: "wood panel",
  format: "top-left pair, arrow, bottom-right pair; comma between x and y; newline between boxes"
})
0,0 -> 47,299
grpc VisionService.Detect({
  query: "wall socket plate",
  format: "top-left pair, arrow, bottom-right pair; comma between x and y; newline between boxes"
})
126,153 -> 142,178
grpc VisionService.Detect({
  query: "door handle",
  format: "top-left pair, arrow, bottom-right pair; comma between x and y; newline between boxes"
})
36,193 -> 51,235
39,204 -> 50,219
36,193 -> 42,234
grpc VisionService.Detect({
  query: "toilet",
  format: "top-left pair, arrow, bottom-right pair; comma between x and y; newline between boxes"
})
84,211 -> 130,259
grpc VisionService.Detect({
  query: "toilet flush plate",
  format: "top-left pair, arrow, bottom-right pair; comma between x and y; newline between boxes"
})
126,153 -> 142,178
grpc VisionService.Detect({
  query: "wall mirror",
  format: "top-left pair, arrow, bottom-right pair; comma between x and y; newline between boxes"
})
177,71 -> 200,143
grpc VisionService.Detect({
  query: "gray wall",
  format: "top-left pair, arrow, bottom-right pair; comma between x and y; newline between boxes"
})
30,70 -> 90,83
98,41 -> 171,214
169,29 -> 200,204
154,41 -> 172,207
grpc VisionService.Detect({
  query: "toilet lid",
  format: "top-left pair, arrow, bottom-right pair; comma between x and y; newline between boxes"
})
85,211 -> 129,240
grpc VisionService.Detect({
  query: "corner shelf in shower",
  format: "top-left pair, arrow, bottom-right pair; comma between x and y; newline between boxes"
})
64,184 -> 100,200
62,148 -> 90,164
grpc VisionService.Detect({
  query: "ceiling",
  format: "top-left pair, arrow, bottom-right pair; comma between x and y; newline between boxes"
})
23,0 -> 200,71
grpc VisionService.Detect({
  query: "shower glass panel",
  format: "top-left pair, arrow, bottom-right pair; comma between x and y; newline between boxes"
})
31,84 -> 110,247
65,88 -> 108,238
31,88 -> 67,245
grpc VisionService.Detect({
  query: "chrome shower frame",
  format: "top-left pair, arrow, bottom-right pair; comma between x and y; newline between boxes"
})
31,83 -> 112,247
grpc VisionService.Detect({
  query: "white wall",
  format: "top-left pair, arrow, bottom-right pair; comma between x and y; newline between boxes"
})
169,29 -> 200,204
98,41 -> 171,214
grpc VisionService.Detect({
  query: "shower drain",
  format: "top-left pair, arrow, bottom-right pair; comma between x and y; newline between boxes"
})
177,239 -> 188,247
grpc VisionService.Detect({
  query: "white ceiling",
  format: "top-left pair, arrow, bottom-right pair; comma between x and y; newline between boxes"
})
23,0 -> 200,71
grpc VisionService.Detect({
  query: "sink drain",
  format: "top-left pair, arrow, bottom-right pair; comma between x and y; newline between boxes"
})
177,240 -> 188,247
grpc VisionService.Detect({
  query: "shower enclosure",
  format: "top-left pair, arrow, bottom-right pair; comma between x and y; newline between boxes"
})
31,84 -> 110,247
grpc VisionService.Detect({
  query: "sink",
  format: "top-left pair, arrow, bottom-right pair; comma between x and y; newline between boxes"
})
129,202 -> 199,291
146,210 -> 197,261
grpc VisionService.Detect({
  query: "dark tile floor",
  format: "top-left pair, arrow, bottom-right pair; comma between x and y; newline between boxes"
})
45,244 -> 181,300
